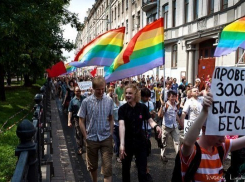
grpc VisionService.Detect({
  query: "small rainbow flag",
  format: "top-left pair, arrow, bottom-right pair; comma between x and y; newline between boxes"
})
70,27 -> 125,68
105,18 -> 164,82
214,17 -> 245,57
65,63 -> 76,74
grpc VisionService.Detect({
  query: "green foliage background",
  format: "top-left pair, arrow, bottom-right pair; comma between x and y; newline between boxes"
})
0,79 -> 45,181
0,0 -> 82,101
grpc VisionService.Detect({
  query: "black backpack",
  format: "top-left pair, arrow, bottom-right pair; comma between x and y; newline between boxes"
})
171,142 -> 224,182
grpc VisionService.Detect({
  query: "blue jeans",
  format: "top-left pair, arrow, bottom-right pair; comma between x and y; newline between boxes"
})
113,125 -> 120,157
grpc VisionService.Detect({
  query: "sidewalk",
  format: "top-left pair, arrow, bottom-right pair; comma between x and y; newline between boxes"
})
42,99 -> 75,182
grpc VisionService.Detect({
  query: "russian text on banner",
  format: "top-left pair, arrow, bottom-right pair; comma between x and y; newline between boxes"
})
206,66 -> 245,135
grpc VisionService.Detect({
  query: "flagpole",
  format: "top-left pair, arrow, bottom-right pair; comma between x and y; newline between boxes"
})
157,0 -> 160,78
158,0 -> 165,97
236,50 -> 245,67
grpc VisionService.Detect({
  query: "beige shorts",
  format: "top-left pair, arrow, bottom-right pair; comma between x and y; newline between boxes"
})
86,135 -> 113,177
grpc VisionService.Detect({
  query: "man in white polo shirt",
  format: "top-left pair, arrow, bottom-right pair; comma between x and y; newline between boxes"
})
180,87 -> 203,128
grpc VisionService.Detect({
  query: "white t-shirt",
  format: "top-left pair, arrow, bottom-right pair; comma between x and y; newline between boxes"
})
140,101 -> 154,130
183,97 -> 203,121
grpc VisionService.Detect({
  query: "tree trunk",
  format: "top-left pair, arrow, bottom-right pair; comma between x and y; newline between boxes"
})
0,64 -> 6,101
17,75 -> 19,82
24,74 -> 32,86
33,74 -> 36,84
7,71 -> 11,86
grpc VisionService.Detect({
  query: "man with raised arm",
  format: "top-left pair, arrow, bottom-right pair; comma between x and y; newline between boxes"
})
180,92 -> 245,181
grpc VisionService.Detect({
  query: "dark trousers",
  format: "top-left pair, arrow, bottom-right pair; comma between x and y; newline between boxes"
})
74,118 -> 83,149
122,144 -> 147,182
156,101 -> 161,111
112,125 -> 120,157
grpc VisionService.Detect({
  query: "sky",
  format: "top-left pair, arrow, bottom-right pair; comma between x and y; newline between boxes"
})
62,0 -> 94,63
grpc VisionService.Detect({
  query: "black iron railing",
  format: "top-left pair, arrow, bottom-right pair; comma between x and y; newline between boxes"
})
12,80 -> 54,181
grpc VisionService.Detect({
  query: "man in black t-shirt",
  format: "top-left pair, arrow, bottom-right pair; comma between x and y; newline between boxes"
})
119,84 -> 161,182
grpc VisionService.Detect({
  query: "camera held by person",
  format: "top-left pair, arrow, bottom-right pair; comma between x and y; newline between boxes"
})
154,126 -> 163,148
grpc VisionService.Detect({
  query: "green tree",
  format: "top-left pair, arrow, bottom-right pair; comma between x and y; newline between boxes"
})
0,0 -> 81,100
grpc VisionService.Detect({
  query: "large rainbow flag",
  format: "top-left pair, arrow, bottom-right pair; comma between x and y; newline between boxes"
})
69,27 -> 125,68
105,18 -> 164,82
214,17 -> 245,57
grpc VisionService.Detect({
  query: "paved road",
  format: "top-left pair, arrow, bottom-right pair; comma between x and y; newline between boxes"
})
55,98 -> 231,182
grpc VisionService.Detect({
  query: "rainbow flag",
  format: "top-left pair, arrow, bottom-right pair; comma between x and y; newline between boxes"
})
69,27 -> 125,68
105,18 -> 164,82
214,17 -> 245,57
65,63 -> 76,74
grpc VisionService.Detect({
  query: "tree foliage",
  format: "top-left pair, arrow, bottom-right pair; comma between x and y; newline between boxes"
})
0,0 -> 82,100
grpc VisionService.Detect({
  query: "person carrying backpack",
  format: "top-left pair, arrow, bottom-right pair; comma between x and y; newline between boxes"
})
158,90 -> 181,162
173,92 -> 245,182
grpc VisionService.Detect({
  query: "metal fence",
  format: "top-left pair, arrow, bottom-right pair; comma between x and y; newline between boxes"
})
12,80 -> 54,182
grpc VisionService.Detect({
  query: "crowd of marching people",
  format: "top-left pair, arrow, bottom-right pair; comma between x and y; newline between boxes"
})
48,74 -> 245,182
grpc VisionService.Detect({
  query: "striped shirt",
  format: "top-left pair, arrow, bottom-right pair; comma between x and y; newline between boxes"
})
180,139 -> 232,182
77,93 -> 114,141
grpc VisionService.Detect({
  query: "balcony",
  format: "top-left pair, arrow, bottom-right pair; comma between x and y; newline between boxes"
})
142,0 -> 157,12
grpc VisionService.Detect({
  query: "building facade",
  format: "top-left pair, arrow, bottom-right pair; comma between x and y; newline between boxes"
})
75,0 -> 245,84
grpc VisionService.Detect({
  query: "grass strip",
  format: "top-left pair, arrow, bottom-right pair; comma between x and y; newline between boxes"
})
0,79 -> 45,181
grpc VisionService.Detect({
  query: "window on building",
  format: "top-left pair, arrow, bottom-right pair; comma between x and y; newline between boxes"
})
132,0 -> 135,4
162,3 -> 169,28
147,14 -> 157,24
115,7 -> 116,20
208,0 -> 214,15
126,0 -> 128,9
172,0 -> 176,27
137,11 -> 140,28
122,0 -> 124,13
221,0 -> 228,10
126,19 -> 128,33
132,15 -> 135,30
118,3 -> 120,17
122,22 -> 124,27
193,0 -> 199,20
172,44 -> 178,68
106,15 -> 109,31
112,11 -> 113,22
236,48 -> 245,64
184,0 -> 189,23
199,39 -> 216,59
